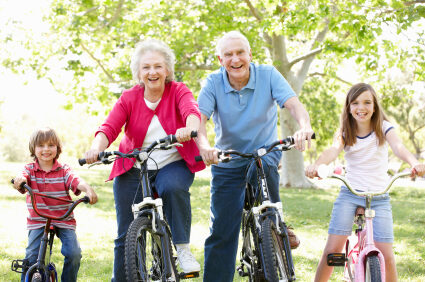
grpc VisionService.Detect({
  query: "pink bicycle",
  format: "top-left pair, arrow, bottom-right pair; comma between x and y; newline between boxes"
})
318,165 -> 412,282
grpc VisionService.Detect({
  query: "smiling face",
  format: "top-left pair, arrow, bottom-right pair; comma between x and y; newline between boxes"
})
218,38 -> 252,88
349,90 -> 375,125
34,141 -> 58,165
138,51 -> 169,94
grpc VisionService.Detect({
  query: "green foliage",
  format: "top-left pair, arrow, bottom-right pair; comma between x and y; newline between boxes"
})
300,77 -> 342,162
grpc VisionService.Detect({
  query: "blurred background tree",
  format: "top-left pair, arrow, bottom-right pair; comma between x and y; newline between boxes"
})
1,0 -> 424,186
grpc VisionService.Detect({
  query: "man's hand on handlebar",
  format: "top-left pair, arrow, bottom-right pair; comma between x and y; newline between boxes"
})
199,146 -> 220,166
292,127 -> 315,152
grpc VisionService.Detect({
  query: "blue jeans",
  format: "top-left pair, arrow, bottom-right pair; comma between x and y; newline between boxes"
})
22,228 -> 81,282
111,160 -> 194,282
203,153 -> 281,282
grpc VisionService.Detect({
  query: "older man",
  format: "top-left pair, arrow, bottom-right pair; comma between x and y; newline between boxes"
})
196,31 -> 314,281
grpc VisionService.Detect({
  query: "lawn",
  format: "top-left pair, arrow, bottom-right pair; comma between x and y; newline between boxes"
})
1,161 -> 424,281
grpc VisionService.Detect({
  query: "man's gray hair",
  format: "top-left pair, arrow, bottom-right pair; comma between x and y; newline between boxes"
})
215,31 -> 251,56
130,39 -> 175,85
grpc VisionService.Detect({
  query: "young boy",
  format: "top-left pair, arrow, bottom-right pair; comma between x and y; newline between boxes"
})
12,127 -> 97,282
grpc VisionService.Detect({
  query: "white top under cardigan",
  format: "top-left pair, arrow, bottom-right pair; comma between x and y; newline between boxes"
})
134,98 -> 182,170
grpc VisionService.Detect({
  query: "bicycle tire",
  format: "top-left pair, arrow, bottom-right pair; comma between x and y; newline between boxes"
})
261,217 -> 291,282
240,211 -> 266,282
31,272 -> 42,282
125,216 -> 178,281
365,255 -> 382,282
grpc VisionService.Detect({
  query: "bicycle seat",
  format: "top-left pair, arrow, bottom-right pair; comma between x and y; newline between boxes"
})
355,206 -> 365,216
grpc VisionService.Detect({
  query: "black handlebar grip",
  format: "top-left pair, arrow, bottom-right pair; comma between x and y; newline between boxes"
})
311,132 -> 316,139
190,131 -> 198,138
82,196 -> 90,203
195,156 -> 203,162
11,179 -> 14,184
78,158 -> 87,166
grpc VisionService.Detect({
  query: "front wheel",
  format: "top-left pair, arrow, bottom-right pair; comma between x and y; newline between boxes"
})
261,218 -> 292,281
365,255 -> 382,282
125,216 -> 178,281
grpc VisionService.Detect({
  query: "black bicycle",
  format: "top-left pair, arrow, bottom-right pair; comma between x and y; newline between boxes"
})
10,179 -> 89,282
79,132 -> 199,281
197,134 -> 314,281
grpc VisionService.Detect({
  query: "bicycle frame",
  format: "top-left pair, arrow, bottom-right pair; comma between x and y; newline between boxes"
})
80,133 -> 198,280
219,137 -> 301,281
321,167 -> 410,282
11,180 -> 89,282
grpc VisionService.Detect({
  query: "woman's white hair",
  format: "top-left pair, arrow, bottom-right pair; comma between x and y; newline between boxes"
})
130,39 -> 175,85
215,31 -> 251,56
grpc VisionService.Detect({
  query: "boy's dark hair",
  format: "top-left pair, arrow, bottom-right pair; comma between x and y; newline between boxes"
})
29,127 -> 62,161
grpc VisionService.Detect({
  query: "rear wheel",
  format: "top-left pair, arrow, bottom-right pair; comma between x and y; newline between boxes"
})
261,218 -> 291,282
365,255 -> 382,282
125,216 -> 178,281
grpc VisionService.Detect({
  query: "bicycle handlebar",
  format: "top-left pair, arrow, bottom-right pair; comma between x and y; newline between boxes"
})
195,133 -> 315,162
11,179 -> 90,220
79,131 -> 197,166
317,164 -> 411,197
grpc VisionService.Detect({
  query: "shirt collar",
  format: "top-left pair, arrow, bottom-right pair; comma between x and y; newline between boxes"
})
222,63 -> 255,93
34,159 -> 61,172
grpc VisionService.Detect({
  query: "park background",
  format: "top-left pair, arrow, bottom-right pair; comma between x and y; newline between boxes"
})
1,0 -> 425,281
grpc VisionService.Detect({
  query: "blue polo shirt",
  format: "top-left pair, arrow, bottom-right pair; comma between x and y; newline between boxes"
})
198,63 -> 296,168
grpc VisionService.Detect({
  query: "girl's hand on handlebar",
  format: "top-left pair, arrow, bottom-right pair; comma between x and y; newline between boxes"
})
412,163 -> 425,177
175,127 -> 195,143
84,149 -> 102,164
305,164 -> 319,179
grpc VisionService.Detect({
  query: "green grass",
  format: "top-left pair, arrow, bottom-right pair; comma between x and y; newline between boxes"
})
1,161 -> 425,281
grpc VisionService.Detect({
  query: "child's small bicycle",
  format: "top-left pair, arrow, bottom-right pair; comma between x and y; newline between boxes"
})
10,179 -> 89,282
318,165 -> 412,282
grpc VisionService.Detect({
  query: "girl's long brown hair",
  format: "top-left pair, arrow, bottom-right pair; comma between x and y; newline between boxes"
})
340,83 -> 388,147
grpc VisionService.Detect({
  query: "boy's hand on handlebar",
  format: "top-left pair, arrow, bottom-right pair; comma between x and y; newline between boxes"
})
84,149 -> 102,164
175,127 -> 195,143
12,176 -> 26,190
305,164 -> 319,179
85,188 -> 98,205
199,146 -> 219,166
292,127 -> 315,151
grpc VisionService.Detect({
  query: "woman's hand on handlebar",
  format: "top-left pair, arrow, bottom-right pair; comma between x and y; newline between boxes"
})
175,127 -> 195,143
84,149 -> 102,164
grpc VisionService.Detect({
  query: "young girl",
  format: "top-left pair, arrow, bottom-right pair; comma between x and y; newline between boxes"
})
305,83 -> 425,282
12,127 -> 98,282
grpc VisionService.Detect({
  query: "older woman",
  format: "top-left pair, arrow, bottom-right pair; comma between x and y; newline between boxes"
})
84,39 -> 205,281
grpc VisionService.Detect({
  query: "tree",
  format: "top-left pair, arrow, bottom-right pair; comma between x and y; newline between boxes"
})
2,0 -> 425,186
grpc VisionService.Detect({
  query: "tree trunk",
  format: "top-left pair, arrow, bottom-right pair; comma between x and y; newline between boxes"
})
279,109 -> 314,188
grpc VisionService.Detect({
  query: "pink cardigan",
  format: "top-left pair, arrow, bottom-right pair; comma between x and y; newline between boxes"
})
96,81 -> 205,181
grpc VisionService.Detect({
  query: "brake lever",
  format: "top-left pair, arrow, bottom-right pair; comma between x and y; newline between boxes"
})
160,143 -> 183,150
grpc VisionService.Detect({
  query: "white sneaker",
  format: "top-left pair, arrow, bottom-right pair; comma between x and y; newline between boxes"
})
176,245 -> 201,273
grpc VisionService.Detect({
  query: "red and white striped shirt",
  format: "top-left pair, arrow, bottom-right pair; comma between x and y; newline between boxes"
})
18,160 -> 82,230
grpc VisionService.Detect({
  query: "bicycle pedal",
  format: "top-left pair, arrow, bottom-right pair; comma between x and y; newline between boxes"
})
179,271 -> 200,279
327,253 -> 347,266
237,265 -> 249,277
11,259 -> 28,273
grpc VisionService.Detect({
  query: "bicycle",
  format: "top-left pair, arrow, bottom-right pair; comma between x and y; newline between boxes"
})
10,179 -> 89,282
317,164 -> 413,282
196,134 -> 314,282
78,132 -> 199,281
